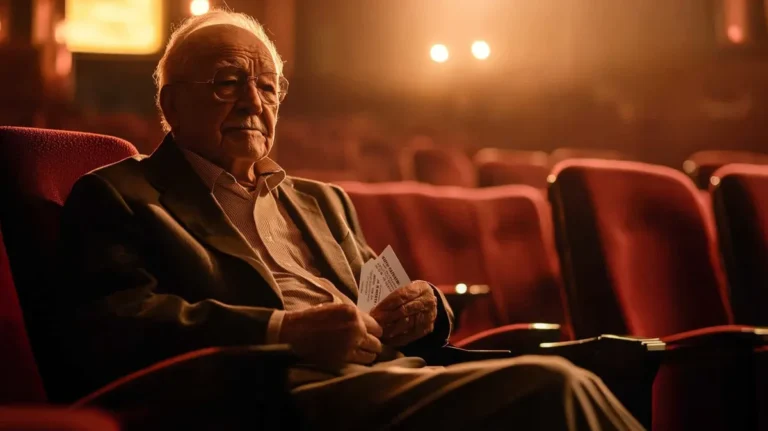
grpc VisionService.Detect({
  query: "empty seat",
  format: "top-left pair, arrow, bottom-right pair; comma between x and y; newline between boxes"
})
335,181 -> 422,277
549,148 -> 627,166
473,148 -> 551,189
472,186 -> 566,329
548,159 -> 766,430
684,150 -> 768,189
548,159 -> 731,338
400,142 -> 476,188
340,182 -> 566,341
710,163 -> 768,326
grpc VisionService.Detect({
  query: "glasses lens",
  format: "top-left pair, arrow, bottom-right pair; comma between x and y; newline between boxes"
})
212,67 -> 246,101
212,68 -> 288,104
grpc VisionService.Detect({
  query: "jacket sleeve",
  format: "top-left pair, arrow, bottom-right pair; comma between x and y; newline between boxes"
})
57,173 -> 278,385
330,185 -> 454,354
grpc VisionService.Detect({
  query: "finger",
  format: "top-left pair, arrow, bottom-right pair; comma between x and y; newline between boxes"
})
373,282 -> 431,312
382,315 -> 416,340
374,296 -> 436,325
387,320 -> 435,347
359,332 -> 383,355
361,312 -> 383,338
347,347 -> 378,365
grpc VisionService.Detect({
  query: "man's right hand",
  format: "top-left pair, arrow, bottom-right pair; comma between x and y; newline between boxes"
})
279,303 -> 383,366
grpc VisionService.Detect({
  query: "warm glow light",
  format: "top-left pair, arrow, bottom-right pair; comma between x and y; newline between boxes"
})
682,160 -> 696,174
190,0 -> 210,16
430,44 -> 449,63
64,0 -> 163,54
455,283 -> 468,294
710,176 -> 721,187
471,40 -> 490,60
728,25 -> 744,43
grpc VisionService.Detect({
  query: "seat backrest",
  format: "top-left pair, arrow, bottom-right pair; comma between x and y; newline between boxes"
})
711,163 -> 768,326
684,150 -> 768,189
549,159 -> 732,338
473,185 -> 567,329
401,145 -> 476,188
549,148 -> 627,166
0,126 -> 137,400
0,224 -> 47,404
336,181 -> 422,277
475,160 -> 551,189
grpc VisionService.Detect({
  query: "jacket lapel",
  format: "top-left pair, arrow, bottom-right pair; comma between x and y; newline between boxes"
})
144,135 -> 283,303
280,182 -> 359,298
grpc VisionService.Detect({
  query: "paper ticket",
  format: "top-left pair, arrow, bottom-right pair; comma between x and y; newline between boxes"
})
357,245 -> 411,312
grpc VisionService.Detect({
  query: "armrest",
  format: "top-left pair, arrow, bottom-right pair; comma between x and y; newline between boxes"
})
541,335 -> 665,429
453,323 -> 563,353
0,407 -> 119,431
74,344 -> 298,431
661,325 -> 768,349
420,345 -> 513,366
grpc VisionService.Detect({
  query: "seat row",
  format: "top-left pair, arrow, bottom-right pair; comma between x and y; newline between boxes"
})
338,158 -> 768,430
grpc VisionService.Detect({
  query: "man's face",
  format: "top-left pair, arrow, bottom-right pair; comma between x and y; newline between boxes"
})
165,24 -> 280,170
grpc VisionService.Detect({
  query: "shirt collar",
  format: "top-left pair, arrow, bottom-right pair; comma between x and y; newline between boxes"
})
180,148 -> 286,195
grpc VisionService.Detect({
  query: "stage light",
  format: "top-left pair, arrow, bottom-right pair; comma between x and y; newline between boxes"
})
727,25 -> 744,43
430,44 -> 449,63
471,40 -> 490,60
191,0 -> 210,16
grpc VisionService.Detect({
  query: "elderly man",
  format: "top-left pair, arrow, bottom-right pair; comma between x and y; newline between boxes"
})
58,10 -> 643,430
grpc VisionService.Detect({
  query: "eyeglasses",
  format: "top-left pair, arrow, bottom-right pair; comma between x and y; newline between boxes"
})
171,66 -> 289,104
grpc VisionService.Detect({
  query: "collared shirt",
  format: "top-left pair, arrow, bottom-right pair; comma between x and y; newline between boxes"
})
181,149 -> 354,342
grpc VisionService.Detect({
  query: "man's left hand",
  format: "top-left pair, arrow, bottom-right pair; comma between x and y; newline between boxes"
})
370,280 -> 437,347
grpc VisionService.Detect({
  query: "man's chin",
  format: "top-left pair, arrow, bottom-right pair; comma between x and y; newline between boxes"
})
222,136 -> 270,160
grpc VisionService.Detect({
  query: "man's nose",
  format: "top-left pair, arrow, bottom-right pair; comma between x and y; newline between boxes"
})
235,79 -> 263,115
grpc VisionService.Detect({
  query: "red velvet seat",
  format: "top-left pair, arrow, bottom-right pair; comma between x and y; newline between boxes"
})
548,159 -> 767,430
0,126 -> 138,402
0,225 -> 46,404
471,186 -> 566,328
684,150 -> 768,189
335,181 -> 424,278
340,181 -> 566,342
710,163 -> 768,327
400,144 -> 476,188
0,127 -> 298,430
549,148 -> 628,166
473,149 -> 550,189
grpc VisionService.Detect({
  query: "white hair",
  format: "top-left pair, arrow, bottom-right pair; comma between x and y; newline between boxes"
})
154,10 -> 284,132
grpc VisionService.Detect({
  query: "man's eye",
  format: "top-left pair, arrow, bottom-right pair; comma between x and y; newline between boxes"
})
260,84 -> 277,94
216,78 -> 240,86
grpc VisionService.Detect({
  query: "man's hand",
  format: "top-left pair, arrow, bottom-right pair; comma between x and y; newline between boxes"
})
370,280 -> 437,347
279,303 -> 383,366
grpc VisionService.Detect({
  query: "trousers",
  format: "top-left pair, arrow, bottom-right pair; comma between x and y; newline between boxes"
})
290,355 -> 645,431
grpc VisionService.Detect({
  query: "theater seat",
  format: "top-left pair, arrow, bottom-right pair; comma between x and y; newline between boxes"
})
0,127 -> 297,430
548,159 -> 767,431
0,225 -> 45,404
684,150 -> 768,189
549,148 -> 627,166
473,149 -> 550,189
711,163 -> 768,327
400,144 -> 476,188
0,126 -> 139,401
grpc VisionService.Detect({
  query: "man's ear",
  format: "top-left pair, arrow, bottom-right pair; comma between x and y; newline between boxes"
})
159,86 -> 178,130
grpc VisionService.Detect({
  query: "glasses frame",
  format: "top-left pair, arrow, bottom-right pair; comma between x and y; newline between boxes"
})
168,67 -> 289,105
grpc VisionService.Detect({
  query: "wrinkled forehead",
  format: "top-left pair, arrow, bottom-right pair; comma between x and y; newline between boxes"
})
177,24 -> 276,76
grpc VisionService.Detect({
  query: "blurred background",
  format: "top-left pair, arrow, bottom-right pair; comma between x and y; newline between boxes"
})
1,0 -> 768,184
